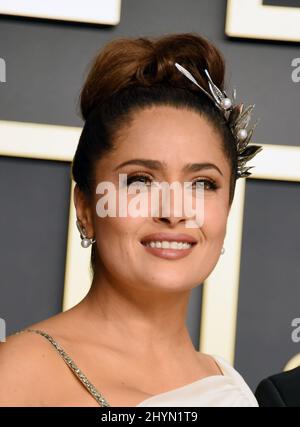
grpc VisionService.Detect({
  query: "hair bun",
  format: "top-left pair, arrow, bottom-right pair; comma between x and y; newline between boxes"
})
80,32 -> 225,120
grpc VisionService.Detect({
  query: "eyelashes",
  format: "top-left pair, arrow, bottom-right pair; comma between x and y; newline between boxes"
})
125,173 -> 219,191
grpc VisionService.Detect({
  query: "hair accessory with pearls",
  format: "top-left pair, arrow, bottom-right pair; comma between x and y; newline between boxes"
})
174,62 -> 263,179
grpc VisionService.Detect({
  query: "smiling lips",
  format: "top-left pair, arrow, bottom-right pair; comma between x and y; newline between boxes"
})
140,232 -> 197,260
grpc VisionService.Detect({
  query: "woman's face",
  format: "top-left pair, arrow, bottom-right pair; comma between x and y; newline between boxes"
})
81,105 -> 232,293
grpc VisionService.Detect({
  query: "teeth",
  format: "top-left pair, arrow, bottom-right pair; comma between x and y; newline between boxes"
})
162,241 -> 169,249
145,241 -> 193,250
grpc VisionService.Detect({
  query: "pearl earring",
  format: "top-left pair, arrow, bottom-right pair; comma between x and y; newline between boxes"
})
76,219 -> 96,248
221,246 -> 225,255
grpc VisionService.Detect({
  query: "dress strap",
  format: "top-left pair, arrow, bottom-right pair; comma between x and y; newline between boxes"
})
14,328 -> 111,407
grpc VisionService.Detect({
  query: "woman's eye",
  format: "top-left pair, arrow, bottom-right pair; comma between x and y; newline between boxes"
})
126,174 -> 153,187
192,179 -> 218,191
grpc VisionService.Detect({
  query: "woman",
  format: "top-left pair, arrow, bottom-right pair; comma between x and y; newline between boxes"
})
0,33 -> 261,407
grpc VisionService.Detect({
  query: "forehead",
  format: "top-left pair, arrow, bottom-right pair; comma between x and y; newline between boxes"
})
101,106 -> 230,174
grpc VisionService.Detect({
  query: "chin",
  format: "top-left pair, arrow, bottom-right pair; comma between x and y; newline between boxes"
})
140,272 -> 198,293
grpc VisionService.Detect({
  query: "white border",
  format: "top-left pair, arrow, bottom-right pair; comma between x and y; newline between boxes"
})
0,0 -> 121,25
226,0 -> 300,42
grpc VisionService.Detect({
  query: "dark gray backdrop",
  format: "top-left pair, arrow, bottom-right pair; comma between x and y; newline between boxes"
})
0,0 -> 300,392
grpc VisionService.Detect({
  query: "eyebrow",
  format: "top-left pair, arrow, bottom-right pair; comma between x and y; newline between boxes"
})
114,158 -> 223,176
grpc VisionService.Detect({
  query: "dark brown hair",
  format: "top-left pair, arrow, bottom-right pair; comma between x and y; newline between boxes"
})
71,32 -> 238,276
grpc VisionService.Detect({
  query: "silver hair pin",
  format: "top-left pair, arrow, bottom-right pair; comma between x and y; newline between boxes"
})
174,62 -> 263,179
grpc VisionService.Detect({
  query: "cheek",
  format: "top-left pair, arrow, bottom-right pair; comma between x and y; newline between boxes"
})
93,215 -> 144,257
93,186 -> 154,262
201,196 -> 228,241
192,198 -> 228,282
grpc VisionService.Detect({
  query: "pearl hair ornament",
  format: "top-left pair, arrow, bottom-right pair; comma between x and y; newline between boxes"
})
174,62 -> 263,179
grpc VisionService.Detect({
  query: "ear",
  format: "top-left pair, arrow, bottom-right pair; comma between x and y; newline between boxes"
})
73,184 -> 94,238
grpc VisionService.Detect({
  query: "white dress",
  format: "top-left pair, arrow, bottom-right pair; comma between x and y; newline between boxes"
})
136,354 -> 259,407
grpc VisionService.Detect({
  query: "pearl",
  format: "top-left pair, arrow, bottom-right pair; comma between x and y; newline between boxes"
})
237,129 -> 248,141
81,238 -> 91,248
220,97 -> 232,110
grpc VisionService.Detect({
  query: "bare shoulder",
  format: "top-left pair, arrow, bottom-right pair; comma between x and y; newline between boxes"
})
0,314 -> 78,406
196,351 -> 224,376
0,329 -> 49,405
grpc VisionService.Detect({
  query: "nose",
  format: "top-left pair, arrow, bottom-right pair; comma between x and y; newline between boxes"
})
151,187 -> 198,228
154,215 -> 186,227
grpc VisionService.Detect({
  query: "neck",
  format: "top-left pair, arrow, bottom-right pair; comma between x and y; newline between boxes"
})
75,273 -> 196,359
